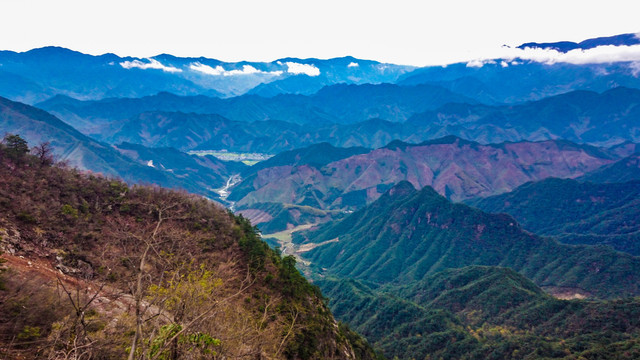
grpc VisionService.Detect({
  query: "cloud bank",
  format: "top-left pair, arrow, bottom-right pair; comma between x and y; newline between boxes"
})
467,44 -> 640,68
119,59 -> 182,73
285,62 -> 320,76
189,63 -> 282,76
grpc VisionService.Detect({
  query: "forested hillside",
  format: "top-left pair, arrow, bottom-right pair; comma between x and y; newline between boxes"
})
0,137 -> 379,360
471,178 -> 640,255
296,182 -> 640,299
319,266 -> 640,359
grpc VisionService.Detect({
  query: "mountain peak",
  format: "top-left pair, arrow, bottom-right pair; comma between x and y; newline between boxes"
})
23,46 -> 89,59
382,139 -> 414,150
384,136 -> 478,150
418,135 -> 477,147
301,175 -> 640,299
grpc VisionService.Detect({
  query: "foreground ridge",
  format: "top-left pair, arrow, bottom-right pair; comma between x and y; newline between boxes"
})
0,137 -> 380,359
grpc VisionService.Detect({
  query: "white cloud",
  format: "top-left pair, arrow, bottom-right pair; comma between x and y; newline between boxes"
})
347,62 -> 359,67
466,59 -> 484,68
522,44 -> 640,65
119,58 -> 182,73
226,65 -> 281,76
190,63 -> 226,75
467,44 -> 640,67
466,59 -> 495,68
285,62 -> 320,76
229,65 -> 261,75
500,60 -> 509,68
189,62 -> 282,76
147,160 -> 155,167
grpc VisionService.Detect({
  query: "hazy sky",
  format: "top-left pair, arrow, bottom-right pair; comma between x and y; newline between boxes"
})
2,0 -> 639,66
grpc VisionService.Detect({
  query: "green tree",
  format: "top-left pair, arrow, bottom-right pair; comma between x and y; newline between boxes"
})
3,134 -> 29,163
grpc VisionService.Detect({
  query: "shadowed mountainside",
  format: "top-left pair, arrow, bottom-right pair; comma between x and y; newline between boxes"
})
471,178 -> 640,255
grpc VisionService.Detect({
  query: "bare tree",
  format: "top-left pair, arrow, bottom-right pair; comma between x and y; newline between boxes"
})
49,279 -> 105,360
126,198 -> 182,360
32,141 -> 55,167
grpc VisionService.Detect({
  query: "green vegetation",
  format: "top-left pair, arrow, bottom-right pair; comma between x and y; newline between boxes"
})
319,266 -> 640,359
3,134 -> 29,162
0,135 -> 378,360
298,181 -> 640,299
471,177 -> 640,255
580,153 -> 640,183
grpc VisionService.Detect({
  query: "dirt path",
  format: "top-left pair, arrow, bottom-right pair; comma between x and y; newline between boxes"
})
1,253 -> 136,316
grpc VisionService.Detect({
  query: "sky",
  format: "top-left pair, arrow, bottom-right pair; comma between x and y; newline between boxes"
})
2,0 -> 639,66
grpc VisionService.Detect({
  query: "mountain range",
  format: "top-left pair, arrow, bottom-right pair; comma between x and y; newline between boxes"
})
37,83 -> 474,131
4,33 -> 640,106
0,47 -> 413,103
579,152 -> 640,183
0,96 -> 241,199
397,59 -> 640,104
295,181 -> 640,298
228,137 -> 620,212
319,266 -> 640,359
3,31 -> 640,360
32,87 -> 640,155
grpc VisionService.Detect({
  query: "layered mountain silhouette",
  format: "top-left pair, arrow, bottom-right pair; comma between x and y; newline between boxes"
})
407,87 -> 640,146
4,33 -> 640,106
0,47 -> 413,103
37,87 -> 640,154
38,83 -> 473,130
0,96 -> 241,198
3,31 -> 640,360
398,62 -> 640,104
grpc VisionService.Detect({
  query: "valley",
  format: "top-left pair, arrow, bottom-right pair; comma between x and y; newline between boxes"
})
189,149 -> 273,165
214,173 -> 243,208
262,224 -> 318,256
